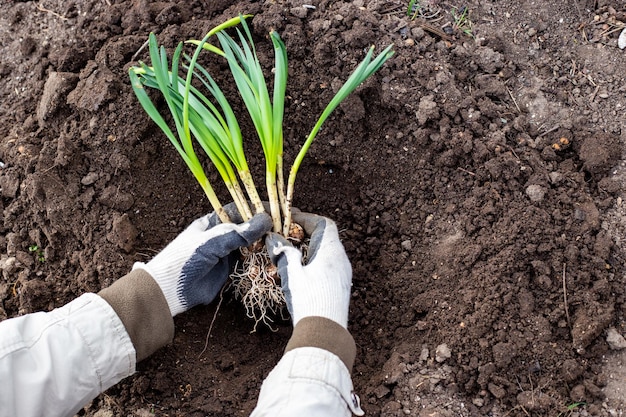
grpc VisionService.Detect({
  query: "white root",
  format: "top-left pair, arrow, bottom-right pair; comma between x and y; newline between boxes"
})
230,247 -> 286,332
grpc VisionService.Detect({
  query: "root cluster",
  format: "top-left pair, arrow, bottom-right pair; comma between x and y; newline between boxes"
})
230,246 -> 286,331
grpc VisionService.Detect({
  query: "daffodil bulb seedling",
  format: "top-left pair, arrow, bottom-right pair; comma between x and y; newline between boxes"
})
130,15 -> 393,329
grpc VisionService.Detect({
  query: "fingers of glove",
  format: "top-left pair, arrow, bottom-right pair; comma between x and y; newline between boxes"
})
178,230 -> 252,306
206,202 -> 287,229
179,254 -> 231,309
201,212 -> 272,259
265,233 -> 294,315
238,212 -> 273,245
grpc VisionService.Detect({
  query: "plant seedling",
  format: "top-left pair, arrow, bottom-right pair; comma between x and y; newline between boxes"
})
28,244 -> 45,263
557,402 -> 586,417
451,6 -> 474,38
407,0 -> 422,19
129,15 -> 394,328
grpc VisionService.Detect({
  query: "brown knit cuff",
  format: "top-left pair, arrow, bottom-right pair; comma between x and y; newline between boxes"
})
285,316 -> 357,372
99,269 -> 175,362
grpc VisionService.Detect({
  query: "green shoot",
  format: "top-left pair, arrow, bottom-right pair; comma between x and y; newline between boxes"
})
130,15 -> 393,238
556,402 -> 586,417
129,37 -> 230,223
214,19 -> 285,232
451,6 -> 474,38
129,15 -> 259,223
407,0 -> 422,20
28,245 -> 45,263
283,43 -> 394,235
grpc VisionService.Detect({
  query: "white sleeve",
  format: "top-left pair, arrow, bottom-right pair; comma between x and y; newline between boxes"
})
0,293 -> 136,417
250,347 -> 364,417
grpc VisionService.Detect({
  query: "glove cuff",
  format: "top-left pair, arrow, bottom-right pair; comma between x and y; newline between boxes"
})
133,262 -> 184,316
98,269 -> 175,361
285,316 -> 356,372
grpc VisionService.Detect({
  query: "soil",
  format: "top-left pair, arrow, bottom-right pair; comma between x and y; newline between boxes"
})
1,0 -> 625,416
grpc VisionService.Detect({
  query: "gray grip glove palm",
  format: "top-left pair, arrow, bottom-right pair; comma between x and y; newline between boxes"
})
134,204 -> 272,317
265,212 -> 352,328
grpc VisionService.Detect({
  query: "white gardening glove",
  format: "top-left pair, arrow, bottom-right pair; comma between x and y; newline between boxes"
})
134,203 -> 272,316
265,212 -> 352,328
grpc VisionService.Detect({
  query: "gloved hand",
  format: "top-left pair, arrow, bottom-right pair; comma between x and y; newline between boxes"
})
266,212 -> 352,328
134,204 -> 272,317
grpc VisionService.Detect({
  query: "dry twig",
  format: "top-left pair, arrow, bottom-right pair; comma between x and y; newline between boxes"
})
198,285 -> 226,358
36,2 -> 68,21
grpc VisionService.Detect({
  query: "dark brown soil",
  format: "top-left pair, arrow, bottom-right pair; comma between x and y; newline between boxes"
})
1,1 -> 626,416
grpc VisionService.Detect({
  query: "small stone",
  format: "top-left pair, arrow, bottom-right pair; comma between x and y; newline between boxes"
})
81,172 -> 99,186
418,409 -> 446,417
92,410 -> 114,417
417,95 -> 439,125
15,250 -> 34,268
435,344 -> 451,363
382,352 -> 406,385
561,358 -> 584,382
289,7 -> 308,18
570,384 -> 586,402
0,169 -> 21,198
409,375 -> 426,391
472,398 -> 484,407
548,172 -> 563,184
429,377 -> 441,385
37,72 -> 79,124
573,207 -> 586,221
488,383 -> 506,399
525,184 -> 546,202
107,213 -> 138,253
606,328 -> 626,350
0,257 -> 17,279
416,320 -> 428,331
527,28 -> 537,36
374,385 -> 390,398
401,240 -> 412,251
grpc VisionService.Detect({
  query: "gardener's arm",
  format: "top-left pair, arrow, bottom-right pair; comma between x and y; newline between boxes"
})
0,207 -> 271,417
251,212 -> 364,417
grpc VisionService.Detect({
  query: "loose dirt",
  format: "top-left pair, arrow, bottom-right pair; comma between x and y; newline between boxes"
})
1,1 -> 625,416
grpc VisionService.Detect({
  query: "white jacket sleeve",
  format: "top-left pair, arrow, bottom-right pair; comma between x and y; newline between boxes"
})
251,346 -> 364,416
0,293 -> 136,417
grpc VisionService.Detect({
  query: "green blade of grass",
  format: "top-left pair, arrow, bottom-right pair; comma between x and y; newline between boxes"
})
283,44 -> 394,234
137,60 -> 258,219
187,59 -> 264,216
216,19 -> 283,231
288,44 -> 394,185
130,34 -> 229,222
270,30 -> 288,217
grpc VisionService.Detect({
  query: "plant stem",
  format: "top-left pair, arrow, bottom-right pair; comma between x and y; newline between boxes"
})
200,178 -> 230,223
227,174 -> 252,221
239,171 -> 265,215
276,153 -> 287,218
266,170 -> 282,232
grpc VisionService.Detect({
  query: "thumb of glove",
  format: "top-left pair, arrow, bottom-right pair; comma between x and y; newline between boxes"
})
265,232 -> 302,318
